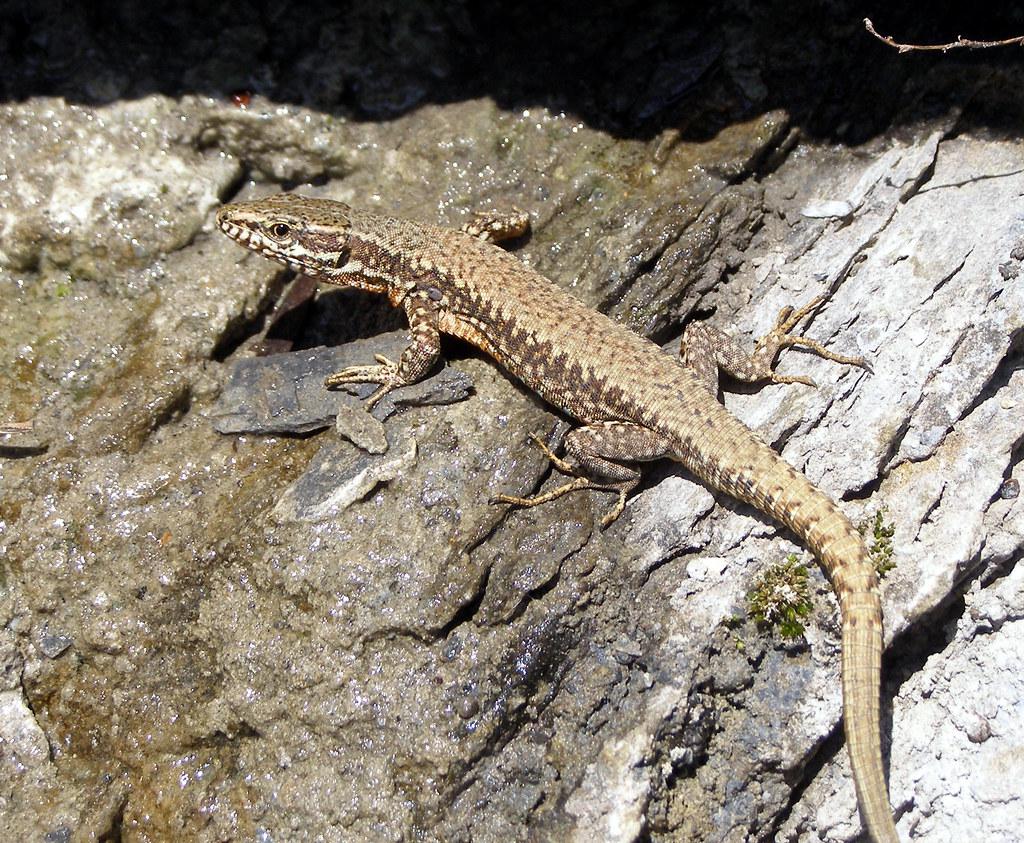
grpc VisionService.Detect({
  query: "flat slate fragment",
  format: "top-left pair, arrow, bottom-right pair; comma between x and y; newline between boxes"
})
209,330 -> 474,435
272,432 -> 419,522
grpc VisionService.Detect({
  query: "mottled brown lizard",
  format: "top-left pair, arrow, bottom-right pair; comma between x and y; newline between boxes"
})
216,193 -> 899,842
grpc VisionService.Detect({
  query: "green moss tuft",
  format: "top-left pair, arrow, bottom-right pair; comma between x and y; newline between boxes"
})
54,276 -> 73,298
858,509 -> 896,576
747,554 -> 812,640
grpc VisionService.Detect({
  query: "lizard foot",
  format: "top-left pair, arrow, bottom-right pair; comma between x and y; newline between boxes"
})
494,429 -> 632,526
324,354 -> 404,409
493,479 -> 627,527
755,296 -> 870,387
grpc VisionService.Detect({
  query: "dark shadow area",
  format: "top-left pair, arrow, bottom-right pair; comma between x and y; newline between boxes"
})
2,0 -> 1022,142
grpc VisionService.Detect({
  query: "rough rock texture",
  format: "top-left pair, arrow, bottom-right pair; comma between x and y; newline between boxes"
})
1,3 -> 1022,842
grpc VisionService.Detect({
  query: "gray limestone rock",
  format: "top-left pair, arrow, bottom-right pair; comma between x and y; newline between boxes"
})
2,6 -> 1021,842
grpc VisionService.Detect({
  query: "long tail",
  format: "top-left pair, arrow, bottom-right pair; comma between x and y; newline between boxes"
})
683,427 -> 899,842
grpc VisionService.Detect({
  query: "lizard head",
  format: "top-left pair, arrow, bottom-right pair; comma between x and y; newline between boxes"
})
216,193 -> 352,277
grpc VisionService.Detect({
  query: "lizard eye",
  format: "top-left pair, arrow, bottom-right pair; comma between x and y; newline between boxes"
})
268,222 -> 291,239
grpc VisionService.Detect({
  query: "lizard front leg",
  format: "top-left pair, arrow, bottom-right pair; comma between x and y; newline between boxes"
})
680,295 -> 869,395
460,209 -> 530,244
496,421 -> 671,526
324,292 -> 442,409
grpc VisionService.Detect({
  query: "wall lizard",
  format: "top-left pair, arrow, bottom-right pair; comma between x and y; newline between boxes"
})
216,193 -> 899,843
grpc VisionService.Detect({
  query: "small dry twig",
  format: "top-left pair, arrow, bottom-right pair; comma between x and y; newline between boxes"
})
1,420 -> 34,433
864,18 -> 1024,53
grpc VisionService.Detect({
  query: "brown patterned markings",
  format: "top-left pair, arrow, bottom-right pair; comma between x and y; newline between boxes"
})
519,335 -> 555,375
597,380 -> 626,412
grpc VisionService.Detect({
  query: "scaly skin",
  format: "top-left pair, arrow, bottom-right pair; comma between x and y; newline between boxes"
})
216,193 -> 898,842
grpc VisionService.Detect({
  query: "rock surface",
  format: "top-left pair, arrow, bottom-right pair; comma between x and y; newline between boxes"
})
1,3 -> 1022,841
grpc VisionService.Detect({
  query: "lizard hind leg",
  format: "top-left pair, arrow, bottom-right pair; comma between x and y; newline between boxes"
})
494,422 -> 672,526
679,295 -> 869,393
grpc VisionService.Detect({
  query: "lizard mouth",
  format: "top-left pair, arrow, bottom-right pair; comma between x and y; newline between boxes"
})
216,216 -> 321,277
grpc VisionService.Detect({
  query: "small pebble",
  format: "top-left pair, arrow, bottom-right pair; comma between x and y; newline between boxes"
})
456,695 -> 480,719
801,199 -> 853,219
40,634 -> 73,658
